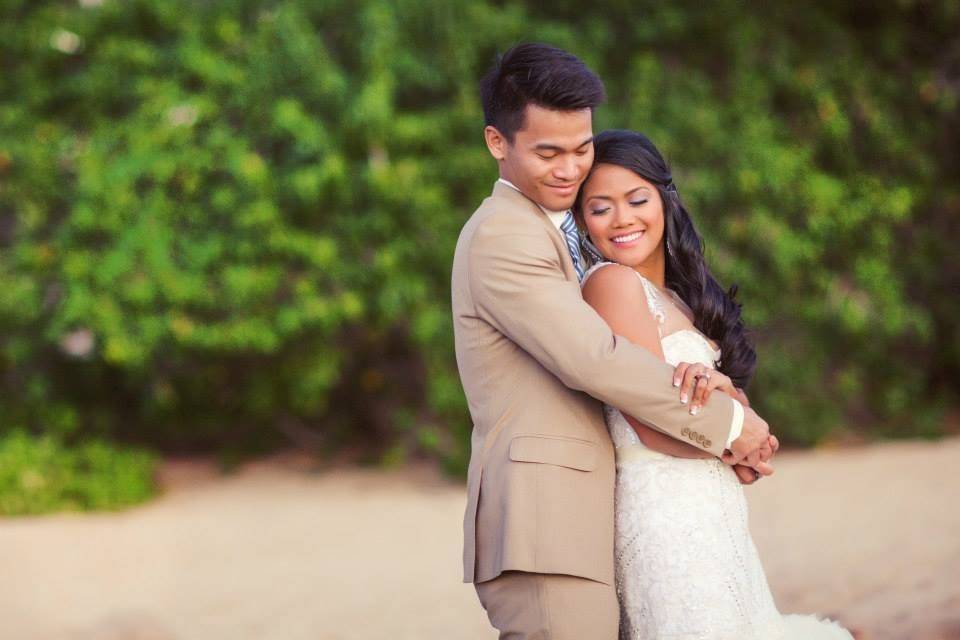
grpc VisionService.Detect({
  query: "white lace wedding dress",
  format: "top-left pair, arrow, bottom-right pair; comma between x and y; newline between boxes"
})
582,263 -> 853,640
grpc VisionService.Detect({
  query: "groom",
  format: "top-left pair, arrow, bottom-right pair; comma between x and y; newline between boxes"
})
452,43 -> 776,638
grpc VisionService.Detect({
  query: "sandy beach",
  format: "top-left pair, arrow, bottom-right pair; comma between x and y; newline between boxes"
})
1,437 -> 958,640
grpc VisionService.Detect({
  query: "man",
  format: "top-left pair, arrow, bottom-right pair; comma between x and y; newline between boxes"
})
451,43 -> 775,639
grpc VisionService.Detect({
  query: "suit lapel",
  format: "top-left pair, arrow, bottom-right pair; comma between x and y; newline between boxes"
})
489,182 -> 578,282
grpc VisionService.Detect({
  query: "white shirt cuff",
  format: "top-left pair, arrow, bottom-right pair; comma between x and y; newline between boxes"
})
725,397 -> 744,449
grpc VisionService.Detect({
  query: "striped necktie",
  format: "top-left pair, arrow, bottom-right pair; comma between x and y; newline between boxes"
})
559,211 -> 585,281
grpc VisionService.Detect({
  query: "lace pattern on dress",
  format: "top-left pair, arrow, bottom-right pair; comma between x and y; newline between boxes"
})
580,261 -> 852,640
635,274 -> 667,338
586,263 -> 853,640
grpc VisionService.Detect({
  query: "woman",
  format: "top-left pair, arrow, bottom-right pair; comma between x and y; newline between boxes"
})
576,130 -> 853,639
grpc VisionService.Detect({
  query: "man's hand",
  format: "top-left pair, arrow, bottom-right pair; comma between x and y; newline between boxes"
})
732,464 -> 760,485
732,434 -> 779,484
722,406 -> 775,475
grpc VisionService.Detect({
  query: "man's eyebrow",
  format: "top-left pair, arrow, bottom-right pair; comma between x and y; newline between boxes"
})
532,137 -> 594,152
532,143 -> 564,152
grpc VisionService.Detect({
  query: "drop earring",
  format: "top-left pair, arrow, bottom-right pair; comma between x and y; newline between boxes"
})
580,233 -> 608,264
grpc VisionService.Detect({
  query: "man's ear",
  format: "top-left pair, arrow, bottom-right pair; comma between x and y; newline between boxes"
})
484,125 -> 508,161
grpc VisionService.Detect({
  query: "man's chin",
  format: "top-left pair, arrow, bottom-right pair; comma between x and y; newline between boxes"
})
540,194 -> 578,212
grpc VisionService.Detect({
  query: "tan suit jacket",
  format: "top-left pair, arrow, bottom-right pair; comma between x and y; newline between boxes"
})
452,182 -> 734,585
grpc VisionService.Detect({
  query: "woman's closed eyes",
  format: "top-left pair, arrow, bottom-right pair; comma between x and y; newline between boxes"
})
589,198 -> 649,216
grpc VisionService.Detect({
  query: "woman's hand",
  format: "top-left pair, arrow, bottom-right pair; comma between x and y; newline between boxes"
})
732,463 -> 762,485
672,362 -> 737,415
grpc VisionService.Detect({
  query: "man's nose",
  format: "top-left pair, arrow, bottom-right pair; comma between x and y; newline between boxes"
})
553,155 -> 578,181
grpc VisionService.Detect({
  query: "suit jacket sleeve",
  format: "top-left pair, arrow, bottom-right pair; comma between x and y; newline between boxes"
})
467,219 -> 733,457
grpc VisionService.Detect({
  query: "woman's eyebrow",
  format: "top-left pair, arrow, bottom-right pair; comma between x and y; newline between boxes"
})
587,185 -> 650,202
625,186 -> 651,197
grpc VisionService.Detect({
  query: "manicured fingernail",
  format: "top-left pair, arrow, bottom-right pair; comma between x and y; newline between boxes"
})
673,379 -> 681,387
690,406 -> 700,416
680,393 -> 688,404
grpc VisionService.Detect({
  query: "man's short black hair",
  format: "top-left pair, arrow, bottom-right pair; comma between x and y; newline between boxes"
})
480,43 -> 606,143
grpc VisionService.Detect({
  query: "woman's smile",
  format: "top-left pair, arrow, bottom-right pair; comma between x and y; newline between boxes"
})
610,229 -> 645,247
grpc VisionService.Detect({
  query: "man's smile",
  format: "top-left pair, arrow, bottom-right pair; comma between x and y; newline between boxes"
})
546,183 -> 578,194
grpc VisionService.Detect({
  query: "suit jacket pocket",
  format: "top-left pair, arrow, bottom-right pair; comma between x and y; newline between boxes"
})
508,435 -> 597,472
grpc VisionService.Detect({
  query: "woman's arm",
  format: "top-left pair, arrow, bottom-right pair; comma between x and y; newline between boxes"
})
735,387 -> 751,407
624,414 -> 714,459
582,265 -> 711,459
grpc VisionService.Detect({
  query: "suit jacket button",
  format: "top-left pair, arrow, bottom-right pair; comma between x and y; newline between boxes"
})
705,439 -> 712,448
681,427 -> 690,437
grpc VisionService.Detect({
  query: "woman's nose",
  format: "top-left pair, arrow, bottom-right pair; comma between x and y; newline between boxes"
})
612,203 -> 635,226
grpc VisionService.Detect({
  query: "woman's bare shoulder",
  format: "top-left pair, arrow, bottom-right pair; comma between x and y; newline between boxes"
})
581,262 -> 644,297
581,263 -> 662,349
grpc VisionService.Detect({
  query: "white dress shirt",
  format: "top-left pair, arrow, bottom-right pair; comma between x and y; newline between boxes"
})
496,178 -> 744,449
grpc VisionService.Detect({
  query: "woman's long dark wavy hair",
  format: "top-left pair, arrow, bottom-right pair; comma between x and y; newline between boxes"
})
575,130 -> 757,388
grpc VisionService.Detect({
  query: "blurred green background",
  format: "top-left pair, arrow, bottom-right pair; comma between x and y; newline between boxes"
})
1,0 -> 957,515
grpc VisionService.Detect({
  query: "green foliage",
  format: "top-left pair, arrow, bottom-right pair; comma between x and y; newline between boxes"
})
0,430 -> 156,515
0,0 -> 956,487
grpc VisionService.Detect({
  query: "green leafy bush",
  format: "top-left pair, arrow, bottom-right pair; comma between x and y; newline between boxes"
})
0,0 -> 956,486
0,430 -> 156,515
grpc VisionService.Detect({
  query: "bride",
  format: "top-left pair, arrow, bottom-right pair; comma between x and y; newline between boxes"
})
575,130 -> 854,640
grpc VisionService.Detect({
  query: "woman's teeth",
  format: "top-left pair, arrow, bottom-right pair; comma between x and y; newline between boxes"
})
612,231 -> 644,244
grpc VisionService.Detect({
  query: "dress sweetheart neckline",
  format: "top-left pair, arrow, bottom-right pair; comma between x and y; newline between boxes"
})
661,327 -> 721,357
